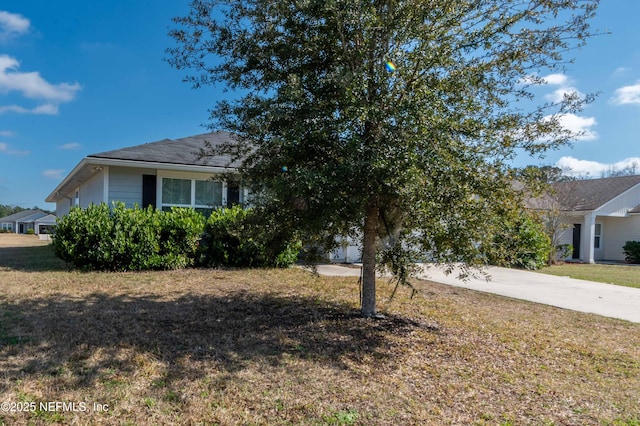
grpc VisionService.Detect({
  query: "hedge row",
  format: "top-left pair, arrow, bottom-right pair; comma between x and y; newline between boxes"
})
52,203 -> 300,271
52,203 -> 205,271
199,206 -> 301,268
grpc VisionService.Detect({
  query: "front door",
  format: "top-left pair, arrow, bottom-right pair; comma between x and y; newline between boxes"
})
572,224 -> 581,259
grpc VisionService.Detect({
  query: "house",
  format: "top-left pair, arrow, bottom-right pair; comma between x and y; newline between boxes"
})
0,209 -> 56,235
530,175 -> 640,263
45,131 -> 360,262
46,132 -> 246,216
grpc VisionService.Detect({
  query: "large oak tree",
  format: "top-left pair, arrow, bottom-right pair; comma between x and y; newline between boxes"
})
167,0 -> 600,316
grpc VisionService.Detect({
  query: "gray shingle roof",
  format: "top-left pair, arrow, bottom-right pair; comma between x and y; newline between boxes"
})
88,131 -> 241,168
551,175 -> 640,211
0,209 -> 46,222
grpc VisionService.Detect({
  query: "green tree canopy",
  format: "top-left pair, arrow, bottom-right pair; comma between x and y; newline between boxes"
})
0,205 -> 26,218
167,0 -> 600,316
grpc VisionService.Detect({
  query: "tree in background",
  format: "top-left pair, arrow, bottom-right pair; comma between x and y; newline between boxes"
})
0,205 -> 54,217
168,0 -> 600,317
0,205 -> 25,218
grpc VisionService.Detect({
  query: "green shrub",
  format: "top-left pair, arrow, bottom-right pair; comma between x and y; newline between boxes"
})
483,211 -> 551,270
553,244 -> 573,263
53,203 -> 114,270
52,203 -> 204,271
199,205 -> 300,268
623,241 -> 640,264
26,229 -> 35,235
157,207 -> 205,269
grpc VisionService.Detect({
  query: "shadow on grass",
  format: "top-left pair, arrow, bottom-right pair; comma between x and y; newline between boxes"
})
0,290 -> 433,394
0,244 -> 66,272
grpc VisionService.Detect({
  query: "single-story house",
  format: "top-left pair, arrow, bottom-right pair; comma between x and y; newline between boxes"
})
530,175 -> 640,263
45,132 -> 247,216
0,209 -> 57,234
45,131 -> 359,262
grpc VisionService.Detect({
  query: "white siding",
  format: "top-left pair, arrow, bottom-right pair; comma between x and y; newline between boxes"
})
556,226 -> 573,247
597,183 -> 640,216
601,216 -> 640,261
108,167 -> 150,208
79,170 -> 105,208
56,199 -> 72,217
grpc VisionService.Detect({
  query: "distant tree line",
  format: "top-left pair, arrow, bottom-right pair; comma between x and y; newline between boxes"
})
519,163 -> 640,184
0,205 -> 54,218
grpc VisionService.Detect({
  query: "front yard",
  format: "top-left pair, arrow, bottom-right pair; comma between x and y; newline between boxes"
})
540,263 -> 640,289
0,234 -> 639,425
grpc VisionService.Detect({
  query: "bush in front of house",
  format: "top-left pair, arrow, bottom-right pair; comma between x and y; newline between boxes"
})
483,210 -> 551,270
622,241 -> 640,264
198,205 -> 301,268
553,243 -> 574,264
52,202 -> 204,271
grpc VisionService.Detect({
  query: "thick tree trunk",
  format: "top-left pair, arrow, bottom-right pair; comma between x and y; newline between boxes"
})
360,201 -> 378,317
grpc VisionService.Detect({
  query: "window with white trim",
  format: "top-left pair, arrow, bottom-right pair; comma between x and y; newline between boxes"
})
161,178 -> 223,214
594,223 -> 602,249
162,178 -> 191,206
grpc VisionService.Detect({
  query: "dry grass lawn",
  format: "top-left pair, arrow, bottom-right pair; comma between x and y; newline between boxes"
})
0,234 -> 639,425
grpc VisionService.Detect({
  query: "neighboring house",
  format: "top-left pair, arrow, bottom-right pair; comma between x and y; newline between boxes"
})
0,209 -> 56,235
46,132 -> 246,217
530,175 -> 640,263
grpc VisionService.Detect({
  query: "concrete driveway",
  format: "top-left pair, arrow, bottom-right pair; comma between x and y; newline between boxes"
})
314,263 -> 640,323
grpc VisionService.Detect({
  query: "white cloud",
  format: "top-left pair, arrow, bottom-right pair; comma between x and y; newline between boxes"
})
545,87 -> 585,103
557,113 -> 597,141
42,169 -> 65,180
542,113 -> 598,142
542,73 -> 569,86
0,103 -> 59,115
0,55 -> 81,102
556,156 -> 640,177
58,142 -> 81,150
0,141 -> 30,155
612,67 -> 630,77
0,130 -> 15,137
611,81 -> 640,105
0,11 -> 30,41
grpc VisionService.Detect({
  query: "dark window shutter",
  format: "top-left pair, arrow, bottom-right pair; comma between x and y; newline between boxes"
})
142,175 -> 157,208
227,182 -> 240,208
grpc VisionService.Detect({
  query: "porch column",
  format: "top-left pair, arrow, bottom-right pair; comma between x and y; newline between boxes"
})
584,212 -> 596,264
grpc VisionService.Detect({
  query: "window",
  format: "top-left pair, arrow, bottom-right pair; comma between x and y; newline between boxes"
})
195,180 -> 222,207
161,178 -> 224,214
1,223 -> 12,231
594,223 -> 602,249
162,178 -> 191,206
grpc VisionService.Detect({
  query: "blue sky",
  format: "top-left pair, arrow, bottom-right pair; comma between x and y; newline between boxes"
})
1,1 -> 640,209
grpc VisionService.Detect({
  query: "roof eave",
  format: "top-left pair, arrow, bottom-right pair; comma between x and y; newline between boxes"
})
45,158 -> 92,203
46,157 -> 238,203
85,157 -> 237,173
